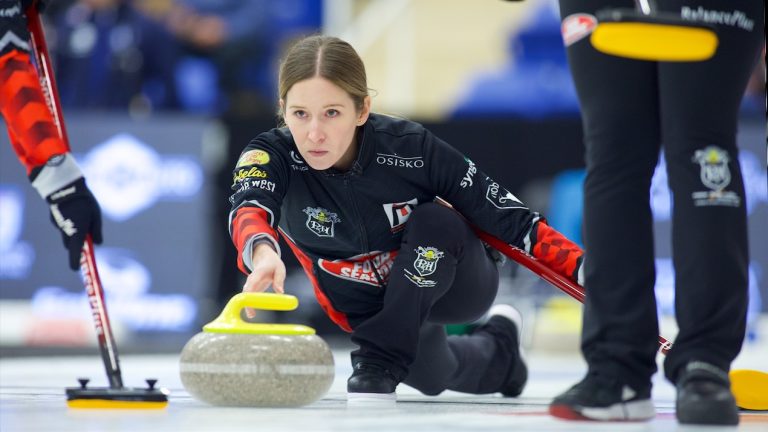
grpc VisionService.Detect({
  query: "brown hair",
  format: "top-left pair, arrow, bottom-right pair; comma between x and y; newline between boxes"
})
278,35 -> 369,119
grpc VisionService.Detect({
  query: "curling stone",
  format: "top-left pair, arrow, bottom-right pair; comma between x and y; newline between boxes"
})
179,293 -> 334,407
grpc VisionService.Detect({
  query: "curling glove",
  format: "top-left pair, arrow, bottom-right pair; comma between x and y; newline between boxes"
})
31,153 -> 103,270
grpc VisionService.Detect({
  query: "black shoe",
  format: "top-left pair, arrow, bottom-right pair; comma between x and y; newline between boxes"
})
347,362 -> 399,402
676,361 -> 739,425
475,304 -> 528,397
549,373 -> 654,421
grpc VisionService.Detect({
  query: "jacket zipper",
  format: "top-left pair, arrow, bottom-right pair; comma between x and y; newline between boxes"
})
343,174 -> 385,287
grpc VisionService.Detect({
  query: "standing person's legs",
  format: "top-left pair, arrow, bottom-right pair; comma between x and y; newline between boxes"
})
350,202 -> 500,384
560,0 -> 661,390
657,0 -> 763,425
551,0 -> 661,421
658,0 -> 763,383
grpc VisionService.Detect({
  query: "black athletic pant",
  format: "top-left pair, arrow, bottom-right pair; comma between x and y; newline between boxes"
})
558,0 -> 763,389
351,202 -> 513,395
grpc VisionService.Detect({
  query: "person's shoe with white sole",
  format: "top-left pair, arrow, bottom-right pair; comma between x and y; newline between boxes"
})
473,304 -> 528,397
549,373 -> 655,421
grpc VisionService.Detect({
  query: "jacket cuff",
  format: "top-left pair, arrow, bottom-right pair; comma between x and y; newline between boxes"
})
30,153 -> 84,199
242,234 -> 281,272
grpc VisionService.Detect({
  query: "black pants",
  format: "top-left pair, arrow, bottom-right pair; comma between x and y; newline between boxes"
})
350,202 -> 511,395
558,0 -> 763,389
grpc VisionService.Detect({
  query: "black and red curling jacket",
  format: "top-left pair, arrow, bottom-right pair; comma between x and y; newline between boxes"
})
229,113 -> 583,332
2,0 -> 82,198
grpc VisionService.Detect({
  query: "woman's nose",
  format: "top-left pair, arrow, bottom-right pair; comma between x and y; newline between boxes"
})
308,120 -> 324,143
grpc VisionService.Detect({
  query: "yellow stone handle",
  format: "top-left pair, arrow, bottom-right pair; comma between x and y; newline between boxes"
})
229,292 -> 299,311
203,293 -> 316,335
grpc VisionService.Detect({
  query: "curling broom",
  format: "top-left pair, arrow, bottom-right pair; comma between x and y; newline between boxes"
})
25,2 -> 169,409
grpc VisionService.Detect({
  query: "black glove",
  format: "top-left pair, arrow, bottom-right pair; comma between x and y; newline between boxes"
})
47,177 -> 103,270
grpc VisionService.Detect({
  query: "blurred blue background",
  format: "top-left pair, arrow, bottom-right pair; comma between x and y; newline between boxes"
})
1,0 -> 765,353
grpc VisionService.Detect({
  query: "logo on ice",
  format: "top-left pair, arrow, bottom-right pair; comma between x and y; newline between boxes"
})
303,207 -> 341,238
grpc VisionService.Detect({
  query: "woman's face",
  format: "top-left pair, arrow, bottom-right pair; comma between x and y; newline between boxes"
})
282,77 -> 370,171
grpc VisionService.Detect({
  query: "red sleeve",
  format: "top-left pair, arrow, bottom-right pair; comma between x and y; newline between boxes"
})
0,50 -> 68,174
530,220 -> 584,283
230,206 -> 279,274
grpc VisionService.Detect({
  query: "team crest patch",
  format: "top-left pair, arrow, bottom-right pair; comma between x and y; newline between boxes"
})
237,149 -> 270,167
404,246 -> 444,288
413,246 -> 444,276
690,146 -> 740,207
693,146 -> 731,191
383,198 -> 418,232
303,207 -> 341,237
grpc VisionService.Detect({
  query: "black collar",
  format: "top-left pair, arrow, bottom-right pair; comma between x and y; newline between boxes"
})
321,118 -> 373,176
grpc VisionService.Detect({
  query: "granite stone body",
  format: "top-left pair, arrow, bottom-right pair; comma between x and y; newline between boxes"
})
179,332 -> 335,407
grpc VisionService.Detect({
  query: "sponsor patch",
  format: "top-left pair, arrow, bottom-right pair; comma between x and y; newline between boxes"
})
290,151 -> 304,164
318,251 -> 397,287
376,153 -> 424,168
233,167 -> 268,185
236,179 -> 276,193
460,158 -> 477,188
404,269 -> 437,288
691,146 -> 740,207
49,186 -> 77,201
303,207 -> 341,237
561,13 -> 598,47
0,4 -> 23,18
486,181 -> 525,210
290,150 -> 308,171
383,198 -> 418,232
237,149 -> 270,167
681,7 -> 754,31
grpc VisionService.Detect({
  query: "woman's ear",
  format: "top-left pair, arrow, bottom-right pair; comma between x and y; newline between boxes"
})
357,96 -> 372,125
279,99 -> 285,116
